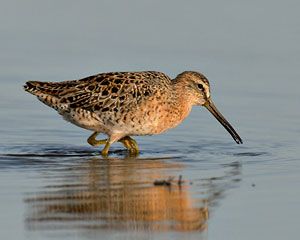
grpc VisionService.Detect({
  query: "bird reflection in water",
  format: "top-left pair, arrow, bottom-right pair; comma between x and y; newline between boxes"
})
25,155 -> 240,232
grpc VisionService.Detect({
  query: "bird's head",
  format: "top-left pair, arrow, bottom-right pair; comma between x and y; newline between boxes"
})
175,71 -> 243,144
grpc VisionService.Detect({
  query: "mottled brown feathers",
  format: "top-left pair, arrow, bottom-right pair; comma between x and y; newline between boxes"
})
24,70 -> 211,137
24,71 -> 172,113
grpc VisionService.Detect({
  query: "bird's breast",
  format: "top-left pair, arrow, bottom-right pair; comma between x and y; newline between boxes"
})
120,97 -> 192,136
153,101 -> 192,134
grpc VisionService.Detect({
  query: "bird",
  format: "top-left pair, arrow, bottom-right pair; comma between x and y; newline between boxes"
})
24,71 -> 242,156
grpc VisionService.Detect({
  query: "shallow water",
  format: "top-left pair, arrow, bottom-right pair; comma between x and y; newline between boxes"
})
1,78 -> 299,240
1,1 -> 300,240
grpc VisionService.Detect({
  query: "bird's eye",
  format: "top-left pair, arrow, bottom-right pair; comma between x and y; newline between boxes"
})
197,84 -> 204,90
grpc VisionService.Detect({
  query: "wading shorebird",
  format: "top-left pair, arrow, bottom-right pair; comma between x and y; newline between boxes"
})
24,71 -> 242,156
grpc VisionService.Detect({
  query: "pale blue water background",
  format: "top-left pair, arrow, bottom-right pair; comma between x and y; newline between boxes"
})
0,0 -> 300,239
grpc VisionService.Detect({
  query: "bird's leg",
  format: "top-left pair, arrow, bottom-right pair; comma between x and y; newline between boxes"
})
101,133 -> 126,156
87,132 -> 107,146
127,137 -> 139,154
88,133 -> 139,156
101,141 -> 111,156
87,132 -> 110,157
119,136 -> 139,155
119,137 -> 131,149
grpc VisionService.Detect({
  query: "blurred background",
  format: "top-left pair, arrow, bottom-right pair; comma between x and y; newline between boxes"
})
0,1 -> 299,240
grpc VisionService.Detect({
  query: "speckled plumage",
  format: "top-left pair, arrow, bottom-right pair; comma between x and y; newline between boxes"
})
24,71 -> 242,155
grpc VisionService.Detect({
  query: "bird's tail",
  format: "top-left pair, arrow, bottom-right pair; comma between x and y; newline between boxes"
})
24,81 -> 62,110
24,81 -> 59,95
24,81 -> 41,95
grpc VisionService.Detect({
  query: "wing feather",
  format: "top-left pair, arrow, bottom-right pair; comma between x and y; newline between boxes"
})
25,71 -> 172,113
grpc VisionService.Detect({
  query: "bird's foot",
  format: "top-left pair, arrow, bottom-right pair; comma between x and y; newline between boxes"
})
87,132 -> 139,156
119,136 -> 139,155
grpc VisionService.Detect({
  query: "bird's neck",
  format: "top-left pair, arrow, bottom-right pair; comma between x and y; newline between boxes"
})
148,80 -> 194,134
172,78 -> 195,108
169,80 -> 194,125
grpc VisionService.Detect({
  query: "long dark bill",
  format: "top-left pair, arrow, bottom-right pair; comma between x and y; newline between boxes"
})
204,98 -> 243,144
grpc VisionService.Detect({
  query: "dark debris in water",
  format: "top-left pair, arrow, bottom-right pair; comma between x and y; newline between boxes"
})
153,175 -> 186,186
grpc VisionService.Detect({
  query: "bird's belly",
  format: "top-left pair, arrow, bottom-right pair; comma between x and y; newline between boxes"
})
59,109 -> 109,133
122,118 -> 183,136
58,100 -> 191,137
113,99 -> 192,136
119,107 -> 191,136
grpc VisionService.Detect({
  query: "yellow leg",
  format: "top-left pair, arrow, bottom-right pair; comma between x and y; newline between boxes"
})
119,138 -> 131,149
88,132 -> 139,156
119,136 -> 139,155
87,132 -> 107,146
101,141 -> 111,156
